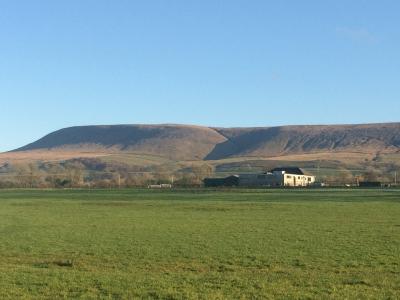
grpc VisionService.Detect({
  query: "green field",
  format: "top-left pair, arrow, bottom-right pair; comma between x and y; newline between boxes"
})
0,189 -> 399,299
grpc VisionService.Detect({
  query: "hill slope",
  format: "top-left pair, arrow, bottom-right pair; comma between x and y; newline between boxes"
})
11,123 -> 400,161
206,123 -> 400,159
14,125 -> 227,161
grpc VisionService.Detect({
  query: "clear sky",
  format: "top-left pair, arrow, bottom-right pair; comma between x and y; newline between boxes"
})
1,1 -> 399,151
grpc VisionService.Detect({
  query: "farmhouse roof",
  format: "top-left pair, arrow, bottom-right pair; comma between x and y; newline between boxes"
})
270,167 -> 304,175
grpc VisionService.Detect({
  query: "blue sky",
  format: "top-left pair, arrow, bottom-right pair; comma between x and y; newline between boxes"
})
1,1 -> 399,151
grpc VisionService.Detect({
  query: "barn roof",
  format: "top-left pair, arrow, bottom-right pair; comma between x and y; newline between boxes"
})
270,167 -> 304,175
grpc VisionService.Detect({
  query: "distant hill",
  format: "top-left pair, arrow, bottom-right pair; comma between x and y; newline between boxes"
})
11,123 -> 400,161
206,123 -> 400,159
14,125 -> 226,161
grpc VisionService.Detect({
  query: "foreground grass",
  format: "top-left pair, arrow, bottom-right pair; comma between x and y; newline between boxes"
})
0,188 -> 399,299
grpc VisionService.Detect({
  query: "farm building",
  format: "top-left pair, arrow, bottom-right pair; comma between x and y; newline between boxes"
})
239,167 -> 315,187
359,181 -> 382,187
203,175 -> 239,187
204,167 -> 315,187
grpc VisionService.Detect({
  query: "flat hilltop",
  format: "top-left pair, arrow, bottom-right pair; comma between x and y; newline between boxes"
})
13,124 -> 227,161
9,122 -> 400,161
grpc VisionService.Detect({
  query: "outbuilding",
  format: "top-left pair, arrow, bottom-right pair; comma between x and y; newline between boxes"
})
239,167 -> 315,187
204,175 -> 239,187
204,167 -> 315,188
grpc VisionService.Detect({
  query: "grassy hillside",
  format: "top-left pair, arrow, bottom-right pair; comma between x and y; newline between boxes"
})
14,124 -> 227,161
0,189 -> 399,299
207,123 -> 400,159
1,123 -> 399,184
10,123 -> 400,161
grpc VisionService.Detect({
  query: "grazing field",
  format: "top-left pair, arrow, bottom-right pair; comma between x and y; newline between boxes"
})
0,189 -> 399,299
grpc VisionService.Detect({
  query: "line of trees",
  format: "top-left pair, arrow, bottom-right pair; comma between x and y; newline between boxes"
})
0,162 -> 215,188
317,166 -> 398,186
0,159 -> 398,189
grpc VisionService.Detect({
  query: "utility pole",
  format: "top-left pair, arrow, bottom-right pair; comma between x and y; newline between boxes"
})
118,173 -> 121,189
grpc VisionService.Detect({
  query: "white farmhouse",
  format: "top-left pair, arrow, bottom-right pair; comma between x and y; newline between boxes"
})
238,167 -> 315,187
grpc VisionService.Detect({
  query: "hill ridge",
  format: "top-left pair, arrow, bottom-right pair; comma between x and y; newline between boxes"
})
11,123 -> 400,161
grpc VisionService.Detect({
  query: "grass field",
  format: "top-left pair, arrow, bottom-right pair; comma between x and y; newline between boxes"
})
0,188 -> 399,299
